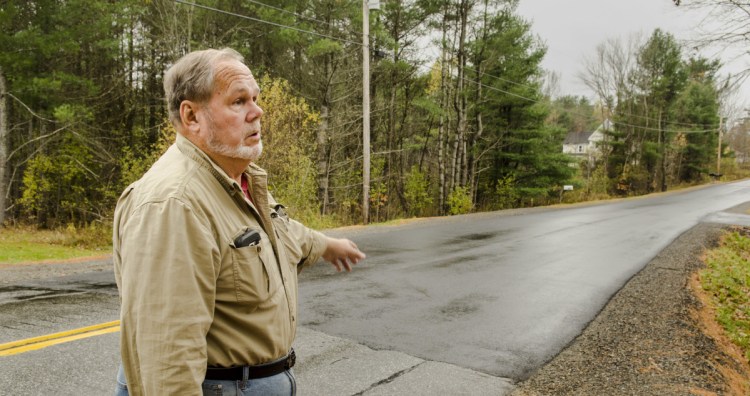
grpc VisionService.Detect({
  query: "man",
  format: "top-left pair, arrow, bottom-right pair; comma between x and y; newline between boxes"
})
113,48 -> 365,395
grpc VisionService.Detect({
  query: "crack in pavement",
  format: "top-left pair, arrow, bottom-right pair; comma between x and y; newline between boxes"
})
352,361 -> 426,395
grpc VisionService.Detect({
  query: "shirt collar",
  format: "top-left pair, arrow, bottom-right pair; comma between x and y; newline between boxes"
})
174,133 -> 267,193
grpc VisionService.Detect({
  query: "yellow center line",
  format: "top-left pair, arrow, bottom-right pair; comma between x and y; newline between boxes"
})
0,320 -> 121,357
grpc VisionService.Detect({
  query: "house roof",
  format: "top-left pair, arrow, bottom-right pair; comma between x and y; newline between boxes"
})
564,130 -> 595,145
563,119 -> 613,145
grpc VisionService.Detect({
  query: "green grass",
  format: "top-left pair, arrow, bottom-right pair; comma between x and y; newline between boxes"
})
701,229 -> 750,362
0,226 -> 110,265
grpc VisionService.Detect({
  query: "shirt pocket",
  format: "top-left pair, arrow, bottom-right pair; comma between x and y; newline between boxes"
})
229,227 -> 277,304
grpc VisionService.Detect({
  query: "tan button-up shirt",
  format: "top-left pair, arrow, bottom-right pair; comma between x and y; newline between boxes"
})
113,134 -> 327,395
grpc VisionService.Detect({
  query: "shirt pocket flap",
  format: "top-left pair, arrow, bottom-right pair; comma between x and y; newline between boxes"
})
229,228 -> 277,304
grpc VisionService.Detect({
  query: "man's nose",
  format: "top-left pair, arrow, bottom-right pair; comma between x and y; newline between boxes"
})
247,103 -> 263,121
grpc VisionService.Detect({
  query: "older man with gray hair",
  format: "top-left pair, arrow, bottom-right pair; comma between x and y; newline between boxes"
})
113,48 -> 365,396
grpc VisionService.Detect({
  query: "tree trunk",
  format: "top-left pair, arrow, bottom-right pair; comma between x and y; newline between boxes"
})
317,102 -> 330,215
437,4 -> 451,215
659,110 -> 667,192
0,68 -> 8,226
453,0 -> 470,191
468,0 -> 489,205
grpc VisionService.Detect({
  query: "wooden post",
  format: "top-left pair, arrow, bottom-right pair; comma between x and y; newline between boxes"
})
362,1 -> 371,225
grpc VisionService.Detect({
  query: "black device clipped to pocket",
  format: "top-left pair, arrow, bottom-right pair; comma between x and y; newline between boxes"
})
233,229 -> 261,248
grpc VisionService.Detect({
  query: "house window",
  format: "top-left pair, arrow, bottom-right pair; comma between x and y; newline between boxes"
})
578,145 -> 583,153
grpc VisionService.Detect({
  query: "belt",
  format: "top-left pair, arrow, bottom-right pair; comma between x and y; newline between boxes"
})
205,349 -> 296,381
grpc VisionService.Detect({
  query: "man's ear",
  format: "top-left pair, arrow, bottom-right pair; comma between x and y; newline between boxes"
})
179,100 -> 201,135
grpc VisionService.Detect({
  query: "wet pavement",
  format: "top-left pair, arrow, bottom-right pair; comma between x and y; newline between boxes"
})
0,269 -> 116,302
298,180 -> 750,379
1,180 -> 749,394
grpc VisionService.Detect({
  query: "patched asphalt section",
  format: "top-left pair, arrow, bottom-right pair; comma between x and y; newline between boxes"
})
294,326 -> 515,395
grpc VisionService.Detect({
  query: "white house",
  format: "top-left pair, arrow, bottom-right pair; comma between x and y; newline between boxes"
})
562,119 -> 612,158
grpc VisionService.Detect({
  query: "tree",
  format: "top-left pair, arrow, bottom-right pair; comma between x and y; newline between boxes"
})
672,1 -> 750,78
0,67 -> 6,225
582,28 -> 723,194
725,113 -> 750,166
256,76 -> 322,224
0,0 -> 135,226
374,0 -> 436,219
466,1 -> 574,207
634,29 -> 687,191
671,0 -> 750,125
672,57 -> 721,181
579,34 -> 644,184
1,0 -> 733,229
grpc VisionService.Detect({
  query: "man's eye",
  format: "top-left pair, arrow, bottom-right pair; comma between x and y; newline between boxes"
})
234,99 -> 245,105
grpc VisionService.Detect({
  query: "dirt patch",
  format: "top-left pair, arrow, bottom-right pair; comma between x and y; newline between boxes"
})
512,223 -> 750,395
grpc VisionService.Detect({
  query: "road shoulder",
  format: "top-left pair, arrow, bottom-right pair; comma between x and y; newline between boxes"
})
512,222 -> 750,395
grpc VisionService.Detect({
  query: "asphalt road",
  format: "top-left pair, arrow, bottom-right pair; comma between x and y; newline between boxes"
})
1,180 -> 749,394
298,180 -> 750,379
0,270 -> 121,394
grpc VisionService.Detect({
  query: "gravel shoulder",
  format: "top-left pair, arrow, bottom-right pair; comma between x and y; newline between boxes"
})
512,220 -> 750,395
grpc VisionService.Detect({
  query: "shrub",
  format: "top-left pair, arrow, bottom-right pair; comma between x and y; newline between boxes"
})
447,186 -> 472,215
404,165 -> 433,216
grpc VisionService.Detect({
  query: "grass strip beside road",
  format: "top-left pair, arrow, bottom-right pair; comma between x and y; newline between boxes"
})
0,242 -> 105,265
0,321 -> 120,356
0,227 -> 109,265
701,229 -> 750,362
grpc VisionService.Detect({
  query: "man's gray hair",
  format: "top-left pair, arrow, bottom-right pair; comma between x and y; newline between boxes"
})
163,48 -> 245,127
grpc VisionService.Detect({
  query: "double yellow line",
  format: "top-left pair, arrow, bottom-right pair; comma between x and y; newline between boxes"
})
0,320 -> 120,356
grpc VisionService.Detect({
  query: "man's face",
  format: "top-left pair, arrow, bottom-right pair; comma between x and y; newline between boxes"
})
199,59 -> 264,162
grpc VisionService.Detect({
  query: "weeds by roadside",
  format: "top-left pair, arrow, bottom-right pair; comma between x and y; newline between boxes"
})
700,228 -> 750,362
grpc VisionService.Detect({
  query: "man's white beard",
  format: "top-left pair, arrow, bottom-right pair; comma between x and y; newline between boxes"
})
205,123 -> 263,161
207,135 -> 263,162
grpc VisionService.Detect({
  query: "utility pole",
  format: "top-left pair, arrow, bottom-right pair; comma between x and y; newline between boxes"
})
362,1 -> 373,225
717,116 -> 723,175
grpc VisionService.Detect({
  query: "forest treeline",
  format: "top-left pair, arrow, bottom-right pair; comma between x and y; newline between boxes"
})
0,0 -> 746,230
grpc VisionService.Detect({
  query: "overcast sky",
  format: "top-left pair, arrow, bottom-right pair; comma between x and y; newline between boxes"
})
515,0 -> 749,109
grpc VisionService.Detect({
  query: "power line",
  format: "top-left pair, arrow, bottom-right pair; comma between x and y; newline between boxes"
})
243,0 -> 362,36
427,40 -> 721,131
446,64 -> 719,133
428,64 -> 720,134
177,0 -> 721,135
174,0 -> 360,46
464,63 -> 720,130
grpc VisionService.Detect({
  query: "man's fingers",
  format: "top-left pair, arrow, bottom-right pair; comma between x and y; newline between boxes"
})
324,237 -> 365,272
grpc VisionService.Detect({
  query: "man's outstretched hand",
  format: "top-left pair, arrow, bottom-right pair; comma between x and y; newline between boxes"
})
322,237 -> 366,272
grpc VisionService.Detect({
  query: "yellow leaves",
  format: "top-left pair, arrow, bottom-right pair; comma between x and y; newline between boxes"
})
257,76 -> 321,222
258,76 -> 318,150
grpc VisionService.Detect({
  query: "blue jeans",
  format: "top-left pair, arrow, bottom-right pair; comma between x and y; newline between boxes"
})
115,364 -> 296,396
